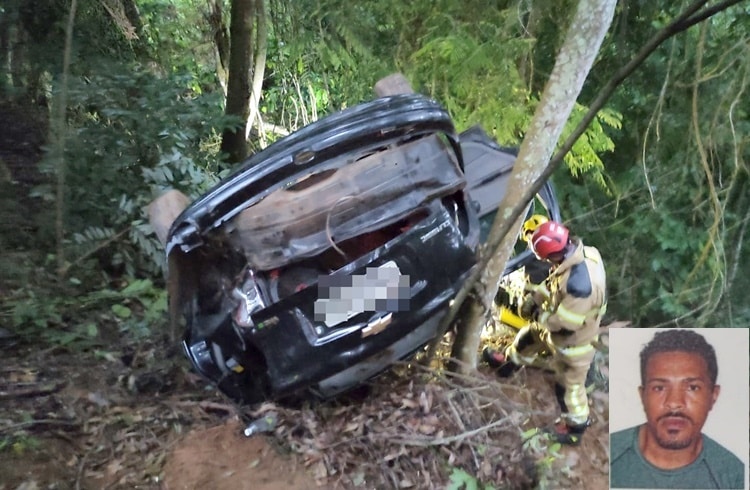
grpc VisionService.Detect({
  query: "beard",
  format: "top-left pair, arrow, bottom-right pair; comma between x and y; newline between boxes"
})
652,414 -> 696,450
654,431 -> 694,450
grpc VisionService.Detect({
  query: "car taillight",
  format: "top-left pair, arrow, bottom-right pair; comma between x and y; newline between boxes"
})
232,268 -> 266,327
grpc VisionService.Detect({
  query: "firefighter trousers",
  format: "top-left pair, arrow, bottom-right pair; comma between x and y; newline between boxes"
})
505,322 -> 596,426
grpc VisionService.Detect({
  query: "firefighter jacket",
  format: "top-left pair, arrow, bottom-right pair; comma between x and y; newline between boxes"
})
528,238 -> 606,348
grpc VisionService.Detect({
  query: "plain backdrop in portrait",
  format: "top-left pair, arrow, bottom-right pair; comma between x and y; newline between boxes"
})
608,327 -> 749,489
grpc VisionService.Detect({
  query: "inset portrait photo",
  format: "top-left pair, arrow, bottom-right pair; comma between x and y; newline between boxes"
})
609,328 -> 749,490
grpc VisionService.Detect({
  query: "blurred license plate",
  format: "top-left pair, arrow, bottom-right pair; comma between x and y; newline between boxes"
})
314,261 -> 411,327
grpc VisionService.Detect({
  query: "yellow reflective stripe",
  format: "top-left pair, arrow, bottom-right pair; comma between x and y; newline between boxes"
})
511,351 -> 538,365
539,310 -> 551,324
565,384 -> 586,411
558,342 -> 595,357
526,283 -> 551,301
557,304 -> 586,326
583,248 -> 600,264
564,384 -> 589,422
565,409 -> 590,425
554,303 -> 605,328
506,343 -> 539,366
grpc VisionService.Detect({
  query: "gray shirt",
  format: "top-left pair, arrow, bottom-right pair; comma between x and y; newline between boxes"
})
610,425 -> 745,489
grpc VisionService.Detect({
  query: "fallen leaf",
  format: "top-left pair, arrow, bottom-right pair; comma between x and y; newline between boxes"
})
400,398 -> 418,409
87,391 -> 110,408
351,471 -> 366,486
106,459 -> 124,477
419,391 -> 432,414
313,460 -> 327,479
14,481 -> 39,490
566,450 -> 580,468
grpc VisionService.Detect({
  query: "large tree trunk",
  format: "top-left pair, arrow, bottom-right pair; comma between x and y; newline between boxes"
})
449,0 -> 617,373
220,0 -> 254,164
207,0 -> 230,95
0,16 -> 9,94
10,25 -> 25,92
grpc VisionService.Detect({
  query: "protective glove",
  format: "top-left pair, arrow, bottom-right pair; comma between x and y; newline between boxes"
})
519,295 -> 539,321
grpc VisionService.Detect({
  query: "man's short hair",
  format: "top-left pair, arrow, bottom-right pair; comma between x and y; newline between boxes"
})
639,329 -> 718,386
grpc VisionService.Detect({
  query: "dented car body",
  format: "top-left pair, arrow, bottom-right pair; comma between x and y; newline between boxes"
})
165,94 -> 559,406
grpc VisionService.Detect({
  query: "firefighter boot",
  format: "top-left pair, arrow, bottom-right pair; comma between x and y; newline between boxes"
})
544,417 -> 591,446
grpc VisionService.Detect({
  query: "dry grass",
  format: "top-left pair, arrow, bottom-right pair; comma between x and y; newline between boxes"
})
247,360 -> 589,489
244,327 -> 611,490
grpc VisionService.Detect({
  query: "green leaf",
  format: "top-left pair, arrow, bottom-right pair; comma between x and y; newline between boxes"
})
85,323 -> 98,338
447,468 -> 478,490
94,350 -> 119,362
56,332 -> 79,345
651,258 -> 661,272
121,279 -> 153,296
112,304 -> 132,318
351,472 -> 366,486
521,428 -> 539,440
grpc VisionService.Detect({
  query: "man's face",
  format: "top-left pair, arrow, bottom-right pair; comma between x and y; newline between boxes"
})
639,351 -> 720,450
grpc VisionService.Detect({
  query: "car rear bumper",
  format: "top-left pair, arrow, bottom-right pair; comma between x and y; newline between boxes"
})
312,309 -> 444,397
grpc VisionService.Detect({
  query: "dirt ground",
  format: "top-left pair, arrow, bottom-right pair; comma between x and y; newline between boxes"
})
0,333 -> 610,490
162,419 -> 317,490
0,341 -> 317,490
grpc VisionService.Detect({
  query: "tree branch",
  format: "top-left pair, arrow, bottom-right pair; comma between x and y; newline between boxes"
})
60,226 -> 131,276
386,417 -> 514,447
246,0 -> 268,143
54,0 -> 78,278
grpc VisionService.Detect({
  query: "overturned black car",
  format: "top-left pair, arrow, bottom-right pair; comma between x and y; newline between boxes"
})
161,94 -> 560,406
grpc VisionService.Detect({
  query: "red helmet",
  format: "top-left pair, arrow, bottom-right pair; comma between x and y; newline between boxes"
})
530,221 -> 569,260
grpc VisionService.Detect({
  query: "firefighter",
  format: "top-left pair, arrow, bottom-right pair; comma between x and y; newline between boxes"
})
493,214 -> 551,329
483,220 -> 607,445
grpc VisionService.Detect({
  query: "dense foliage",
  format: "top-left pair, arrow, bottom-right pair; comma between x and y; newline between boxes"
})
555,3 -> 750,328
0,0 -> 748,350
